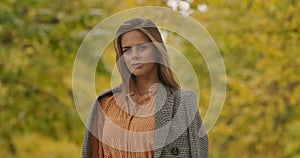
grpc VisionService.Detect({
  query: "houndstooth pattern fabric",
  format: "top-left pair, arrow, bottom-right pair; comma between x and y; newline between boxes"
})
82,85 -> 209,158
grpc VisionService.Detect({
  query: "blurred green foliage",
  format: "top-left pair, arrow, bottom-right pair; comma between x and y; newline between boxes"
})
0,0 -> 299,157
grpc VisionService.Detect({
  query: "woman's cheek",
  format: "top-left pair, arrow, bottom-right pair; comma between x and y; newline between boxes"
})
140,50 -> 153,62
123,58 -> 131,70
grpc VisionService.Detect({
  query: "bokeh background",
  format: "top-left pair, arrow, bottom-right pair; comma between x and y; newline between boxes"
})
1,0 -> 299,157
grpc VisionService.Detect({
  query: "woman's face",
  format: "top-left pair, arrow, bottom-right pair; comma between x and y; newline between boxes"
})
121,30 -> 158,77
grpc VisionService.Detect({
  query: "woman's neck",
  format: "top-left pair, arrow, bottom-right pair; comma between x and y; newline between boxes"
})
134,75 -> 159,96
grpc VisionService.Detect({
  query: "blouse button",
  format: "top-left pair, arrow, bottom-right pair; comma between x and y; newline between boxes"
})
171,147 -> 179,155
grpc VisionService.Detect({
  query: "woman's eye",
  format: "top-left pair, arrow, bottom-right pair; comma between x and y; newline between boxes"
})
138,45 -> 147,51
123,48 -> 132,54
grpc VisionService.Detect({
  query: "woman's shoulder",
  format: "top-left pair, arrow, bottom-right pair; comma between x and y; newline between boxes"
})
173,88 -> 197,100
95,86 -> 123,110
96,86 -> 122,100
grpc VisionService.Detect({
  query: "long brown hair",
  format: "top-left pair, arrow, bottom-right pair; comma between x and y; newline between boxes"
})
114,18 -> 179,92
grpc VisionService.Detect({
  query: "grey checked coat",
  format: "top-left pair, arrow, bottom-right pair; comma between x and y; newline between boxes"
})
82,85 -> 209,158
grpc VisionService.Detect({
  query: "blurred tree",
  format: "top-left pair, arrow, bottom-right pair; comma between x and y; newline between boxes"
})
0,0 -> 299,157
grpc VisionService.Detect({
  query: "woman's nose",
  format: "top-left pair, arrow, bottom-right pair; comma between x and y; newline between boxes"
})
131,47 -> 141,59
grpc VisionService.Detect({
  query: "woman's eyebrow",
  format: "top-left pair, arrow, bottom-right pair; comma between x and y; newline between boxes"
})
122,42 -> 152,49
121,45 -> 134,51
122,46 -> 131,49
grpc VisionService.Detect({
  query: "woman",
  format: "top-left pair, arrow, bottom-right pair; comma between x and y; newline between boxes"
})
82,18 -> 208,158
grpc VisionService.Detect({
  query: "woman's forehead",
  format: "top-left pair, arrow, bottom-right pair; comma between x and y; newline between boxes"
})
121,30 -> 151,47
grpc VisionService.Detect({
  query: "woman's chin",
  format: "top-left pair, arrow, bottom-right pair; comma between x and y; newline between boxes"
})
131,71 -> 144,77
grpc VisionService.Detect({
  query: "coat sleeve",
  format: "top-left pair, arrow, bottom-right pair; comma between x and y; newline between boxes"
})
183,90 -> 209,158
82,89 -> 117,158
82,97 -> 104,158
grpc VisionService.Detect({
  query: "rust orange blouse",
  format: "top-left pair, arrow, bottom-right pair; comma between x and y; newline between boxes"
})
97,84 -> 158,158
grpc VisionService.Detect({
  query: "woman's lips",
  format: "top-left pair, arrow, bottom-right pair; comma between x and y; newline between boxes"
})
131,63 -> 143,69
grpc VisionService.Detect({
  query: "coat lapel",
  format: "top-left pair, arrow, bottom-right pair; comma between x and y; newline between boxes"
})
154,85 -> 175,157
